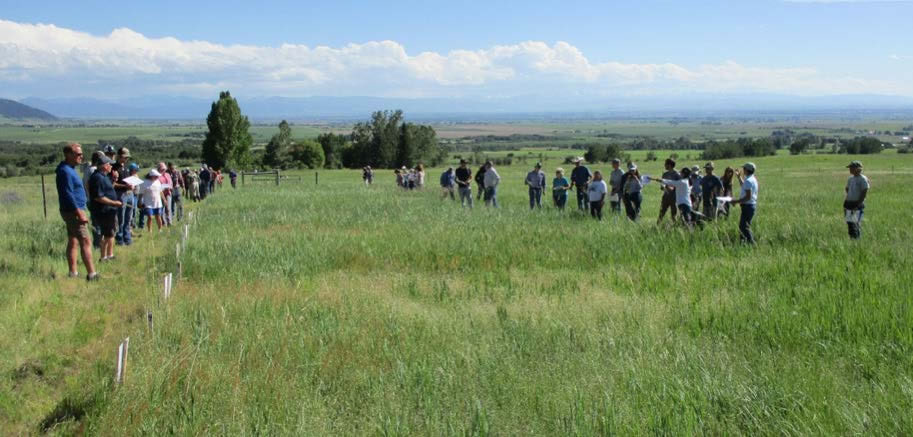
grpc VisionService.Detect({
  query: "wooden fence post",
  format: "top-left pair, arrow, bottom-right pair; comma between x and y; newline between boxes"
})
241,172 -> 245,186
40,174 -> 48,220
315,172 -> 319,185
275,170 -> 280,186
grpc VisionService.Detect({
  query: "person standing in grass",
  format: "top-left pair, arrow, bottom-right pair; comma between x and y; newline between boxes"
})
570,157 -> 592,212
157,162 -> 173,226
167,162 -> 184,222
56,143 -> 98,281
113,147 -> 133,246
552,168 -> 570,210
720,166 -> 736,218
587,171 -> 608,220
199,165 -> 211,200
608,158 -> 625,214
440,167 -> 456,201
700,162 -> 723,220
455,159 -> 474,208
657,158 -> 680,225
621,163 -> 643,221
141,170 -> 165,232
844,160 -> 869,240
729,162 -> 759,244
394,168 -> 404,188
415,164 -> 426,189
483,161 -> 501,208
689,165 -> 703,213
647,167 -> 695,227
474,164 -> 486,200
525,162 -> 546,209
88,155 -> 123,263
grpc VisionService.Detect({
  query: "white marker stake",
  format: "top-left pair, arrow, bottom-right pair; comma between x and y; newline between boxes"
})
115,337 -> 130,384
176,243 -> 181,260
163,274 -> 172,300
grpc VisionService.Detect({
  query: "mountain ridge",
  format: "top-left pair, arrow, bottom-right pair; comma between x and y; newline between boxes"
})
0,98 -> 58,121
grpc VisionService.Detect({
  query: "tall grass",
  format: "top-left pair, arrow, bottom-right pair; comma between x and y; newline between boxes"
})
2,152 -> 912,434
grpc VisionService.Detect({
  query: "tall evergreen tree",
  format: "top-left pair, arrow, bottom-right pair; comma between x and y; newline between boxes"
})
201,91 -> 253,169
263,120 -> 292,168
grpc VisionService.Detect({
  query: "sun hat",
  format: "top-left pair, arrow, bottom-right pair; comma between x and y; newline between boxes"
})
691,165 -> 700,173
628,163 -> 637,171
117,147 -> 130,157
148,169 -> 161,178
847,160 -> 863,168
534,162 -> 542,168
556,167 -> 564,173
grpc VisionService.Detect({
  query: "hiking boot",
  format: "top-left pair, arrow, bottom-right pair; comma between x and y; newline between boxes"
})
86,272 -> 100,282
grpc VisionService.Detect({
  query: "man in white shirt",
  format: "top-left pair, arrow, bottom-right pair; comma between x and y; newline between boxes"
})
730,162 -> 759,244
844,160 -> 869,240
483,161 -> 501,208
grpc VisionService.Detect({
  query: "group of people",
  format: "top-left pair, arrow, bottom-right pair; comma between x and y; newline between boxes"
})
431,156 -> 870,243
394,164 -> 426,190
55,142 -> 223,281
437,160 -> 502,208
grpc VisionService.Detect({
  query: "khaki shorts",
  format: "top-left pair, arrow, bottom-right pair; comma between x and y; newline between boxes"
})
61,210 -> 90,240
660,192 -> 677,214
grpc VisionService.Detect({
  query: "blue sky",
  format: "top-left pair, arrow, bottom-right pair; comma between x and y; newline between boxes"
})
1,0 -> 911,99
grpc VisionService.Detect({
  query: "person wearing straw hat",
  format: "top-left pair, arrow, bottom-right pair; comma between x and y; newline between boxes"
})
455,159 -> 474,208
621,162 -> 643,221
608,158 -> 625,214
569,157 -> 592,212
730,162 -> 759,244
552,168 -> 570,210
140,169 -> 166,232
525,162 -> 547,209
55,142 -> 98,281
700,162 -> 723,220
844,160 -> 869,239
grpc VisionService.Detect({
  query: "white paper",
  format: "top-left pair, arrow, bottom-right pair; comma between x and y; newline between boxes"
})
123,176 -> 143,186
716,196 -> 733,202
641,175 -> 651,185
160,183 -> 173,190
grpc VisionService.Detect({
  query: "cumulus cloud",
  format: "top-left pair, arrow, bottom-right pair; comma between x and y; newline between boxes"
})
0,19 -> 908,98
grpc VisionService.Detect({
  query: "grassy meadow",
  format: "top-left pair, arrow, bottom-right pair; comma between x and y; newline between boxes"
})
1,152 -> 912,434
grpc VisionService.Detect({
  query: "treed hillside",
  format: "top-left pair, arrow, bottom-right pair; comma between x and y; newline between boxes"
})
0,98 -> 58,121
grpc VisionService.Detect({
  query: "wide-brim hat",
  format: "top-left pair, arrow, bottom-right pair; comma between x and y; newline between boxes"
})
148,169 -> 161,178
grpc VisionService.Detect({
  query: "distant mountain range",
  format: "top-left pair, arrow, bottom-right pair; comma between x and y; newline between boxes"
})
15,94 -> 913,121
0,98 -> 57,121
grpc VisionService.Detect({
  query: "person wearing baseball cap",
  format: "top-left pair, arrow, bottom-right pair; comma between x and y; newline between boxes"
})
700,162 -> 723,220
844,161 -> 869,239
621,162 -> 643,221
730,162 -> 759,244
525,162 -> 546,209
113,147 -> 133,245
88,155 -> 123,264
140,169 -> 165,232
455,159 -> 473,208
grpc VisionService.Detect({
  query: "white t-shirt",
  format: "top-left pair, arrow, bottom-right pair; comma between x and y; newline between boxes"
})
740,175 -> 759,205
662,179 -> 692,207
141,179 -> 164,209
588,180 -> 608,202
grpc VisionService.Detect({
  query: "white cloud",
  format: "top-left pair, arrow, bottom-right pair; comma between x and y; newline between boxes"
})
0,19 -> 909,98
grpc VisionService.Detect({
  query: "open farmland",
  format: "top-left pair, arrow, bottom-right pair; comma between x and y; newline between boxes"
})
2,151 -> 912,434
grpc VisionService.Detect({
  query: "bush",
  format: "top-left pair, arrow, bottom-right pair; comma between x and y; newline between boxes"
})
289,140 -> 325,169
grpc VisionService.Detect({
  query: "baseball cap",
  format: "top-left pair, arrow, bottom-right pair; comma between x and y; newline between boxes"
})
117,147 -> 130,157
691,165 -> 700,173
459,159 -> 468,164
628,163 -> 637,171
612,158 -> 621,164
90,151 -> 105,165
704,162 -> 714,169
98,155 -> 115,165
742,162 -> 756,172
103,145 -> 116,155
128,163 -> 139,172
535,162 -> 542,168
847,160 -> 863,168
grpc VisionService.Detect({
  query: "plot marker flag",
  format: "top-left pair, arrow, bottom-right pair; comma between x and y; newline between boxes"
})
163,273 -> 173,299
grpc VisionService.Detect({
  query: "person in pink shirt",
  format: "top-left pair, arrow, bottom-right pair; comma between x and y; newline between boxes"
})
157,162 -> 173,226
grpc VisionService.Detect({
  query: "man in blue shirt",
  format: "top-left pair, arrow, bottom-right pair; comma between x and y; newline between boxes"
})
55,143 -> 98,281
440,167 -> 456,201
569,157 -> 592,212
525,162 -> 546,209
700,162 -> 723,219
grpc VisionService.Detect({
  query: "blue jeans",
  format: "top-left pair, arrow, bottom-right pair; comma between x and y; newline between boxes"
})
623,192 -> 642,221
484,187 -> 498,208
739,204 -> 756,244
459,186 -> 473,208
678,203 -> 696,225
576,187 -> 589,211
553,193 -> 567,209
528,187 -> 542,209
116,193 -> 134,245
171,192 -> 183,222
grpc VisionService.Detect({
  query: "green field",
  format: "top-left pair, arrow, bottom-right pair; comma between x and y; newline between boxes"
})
2,151 -> 912,434
0,124 -> 326,144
